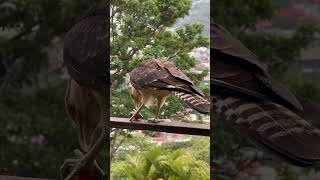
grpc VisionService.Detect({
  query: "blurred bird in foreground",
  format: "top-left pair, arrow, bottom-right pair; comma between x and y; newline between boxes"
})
61,1 -> 109,179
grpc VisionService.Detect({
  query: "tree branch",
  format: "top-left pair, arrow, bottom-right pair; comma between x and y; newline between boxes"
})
167,49 -> 181,61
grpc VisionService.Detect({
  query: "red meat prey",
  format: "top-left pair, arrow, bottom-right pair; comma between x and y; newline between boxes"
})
77,169 -> 98,180
132,114 -> 142,121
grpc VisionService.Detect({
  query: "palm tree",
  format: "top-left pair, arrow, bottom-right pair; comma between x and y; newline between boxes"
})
111,147 -> 209,180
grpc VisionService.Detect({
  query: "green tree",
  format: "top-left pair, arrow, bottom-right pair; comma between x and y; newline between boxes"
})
212,0 -> 320,78
0,0 -> 100,90
110,0 -> 209,121
110,3 -> 210,179
112,146 -> 209,180
111,0 -> 208,87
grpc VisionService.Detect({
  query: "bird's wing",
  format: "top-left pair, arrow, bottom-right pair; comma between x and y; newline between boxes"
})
80,0 -> 109,20
211,22 -> 267,72
63,10 -> 108,88
211,22 -> 320,166
211,22 -> 302,111
129,60 -> 204,96
129,59 -> 209,114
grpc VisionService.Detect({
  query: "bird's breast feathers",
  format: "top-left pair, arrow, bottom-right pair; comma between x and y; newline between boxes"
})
138,88 -> 171,108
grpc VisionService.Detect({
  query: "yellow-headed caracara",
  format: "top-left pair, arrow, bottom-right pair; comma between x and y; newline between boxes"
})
61,1 -> 109,179
211,21 -> 320,167
128,59 -> 210,122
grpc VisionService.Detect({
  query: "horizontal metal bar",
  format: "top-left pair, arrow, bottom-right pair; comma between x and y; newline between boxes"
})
110,117 -> 210,136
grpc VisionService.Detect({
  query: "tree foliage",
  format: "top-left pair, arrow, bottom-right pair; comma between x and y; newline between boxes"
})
213,0 -> 320,77
0,0 -> 99,89
109,2 -> 210,179
0,82 -> 77,178
111,0 -> 208,87
110,0 -> 209,122
111,137 -> 210,180
213,0 -> 276,30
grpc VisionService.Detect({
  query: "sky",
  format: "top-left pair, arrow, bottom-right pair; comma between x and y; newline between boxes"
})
174,0 -> 210,37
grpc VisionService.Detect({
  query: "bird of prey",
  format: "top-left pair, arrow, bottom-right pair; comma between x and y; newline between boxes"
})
128,59 -> 210,122
61,1 -> 109,179
211,21 -> 320,167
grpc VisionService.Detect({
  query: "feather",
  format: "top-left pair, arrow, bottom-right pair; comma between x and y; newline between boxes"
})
63,2 -> 108,88
211,21 -> 320,166
129,59 -> 205,96
129,59 -> 210,116
211,22 -> 267,72
173,91 -> 210,114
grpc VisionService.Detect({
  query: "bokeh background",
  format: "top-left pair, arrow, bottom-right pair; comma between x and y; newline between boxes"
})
0,0 -> 101,178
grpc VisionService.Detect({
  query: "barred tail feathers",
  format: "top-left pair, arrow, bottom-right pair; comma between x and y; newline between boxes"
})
212,94 -> 320,166
173,91 -> 210,114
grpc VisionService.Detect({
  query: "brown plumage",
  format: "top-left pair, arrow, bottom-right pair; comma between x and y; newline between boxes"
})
64,79 -> 101,152
63,0 -> 108,153
61,1 -> 109,179
128,59 -> 209,121
63,1 -> 108,89
211,21 -> 320,167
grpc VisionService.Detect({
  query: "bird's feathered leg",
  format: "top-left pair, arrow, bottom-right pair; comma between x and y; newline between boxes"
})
60,80 -> 105,179
63,88 -> 109,180
148,96 -> 167,123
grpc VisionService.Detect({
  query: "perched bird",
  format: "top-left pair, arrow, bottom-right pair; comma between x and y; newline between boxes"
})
211,21 -> 320,167
128,59 -> 210,122
61,1 -> 109,179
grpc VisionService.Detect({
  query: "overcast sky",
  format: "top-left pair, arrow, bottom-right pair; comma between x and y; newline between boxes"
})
174,0 -> 210,37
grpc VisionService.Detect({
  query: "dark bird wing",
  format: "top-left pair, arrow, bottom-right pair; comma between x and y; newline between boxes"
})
129,60 -> 203,96
211,22 -> 302,111
63,3 -> 108,89
211,22 -> 267,72
211,21 -> 320,166
129,59 -> 209,114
